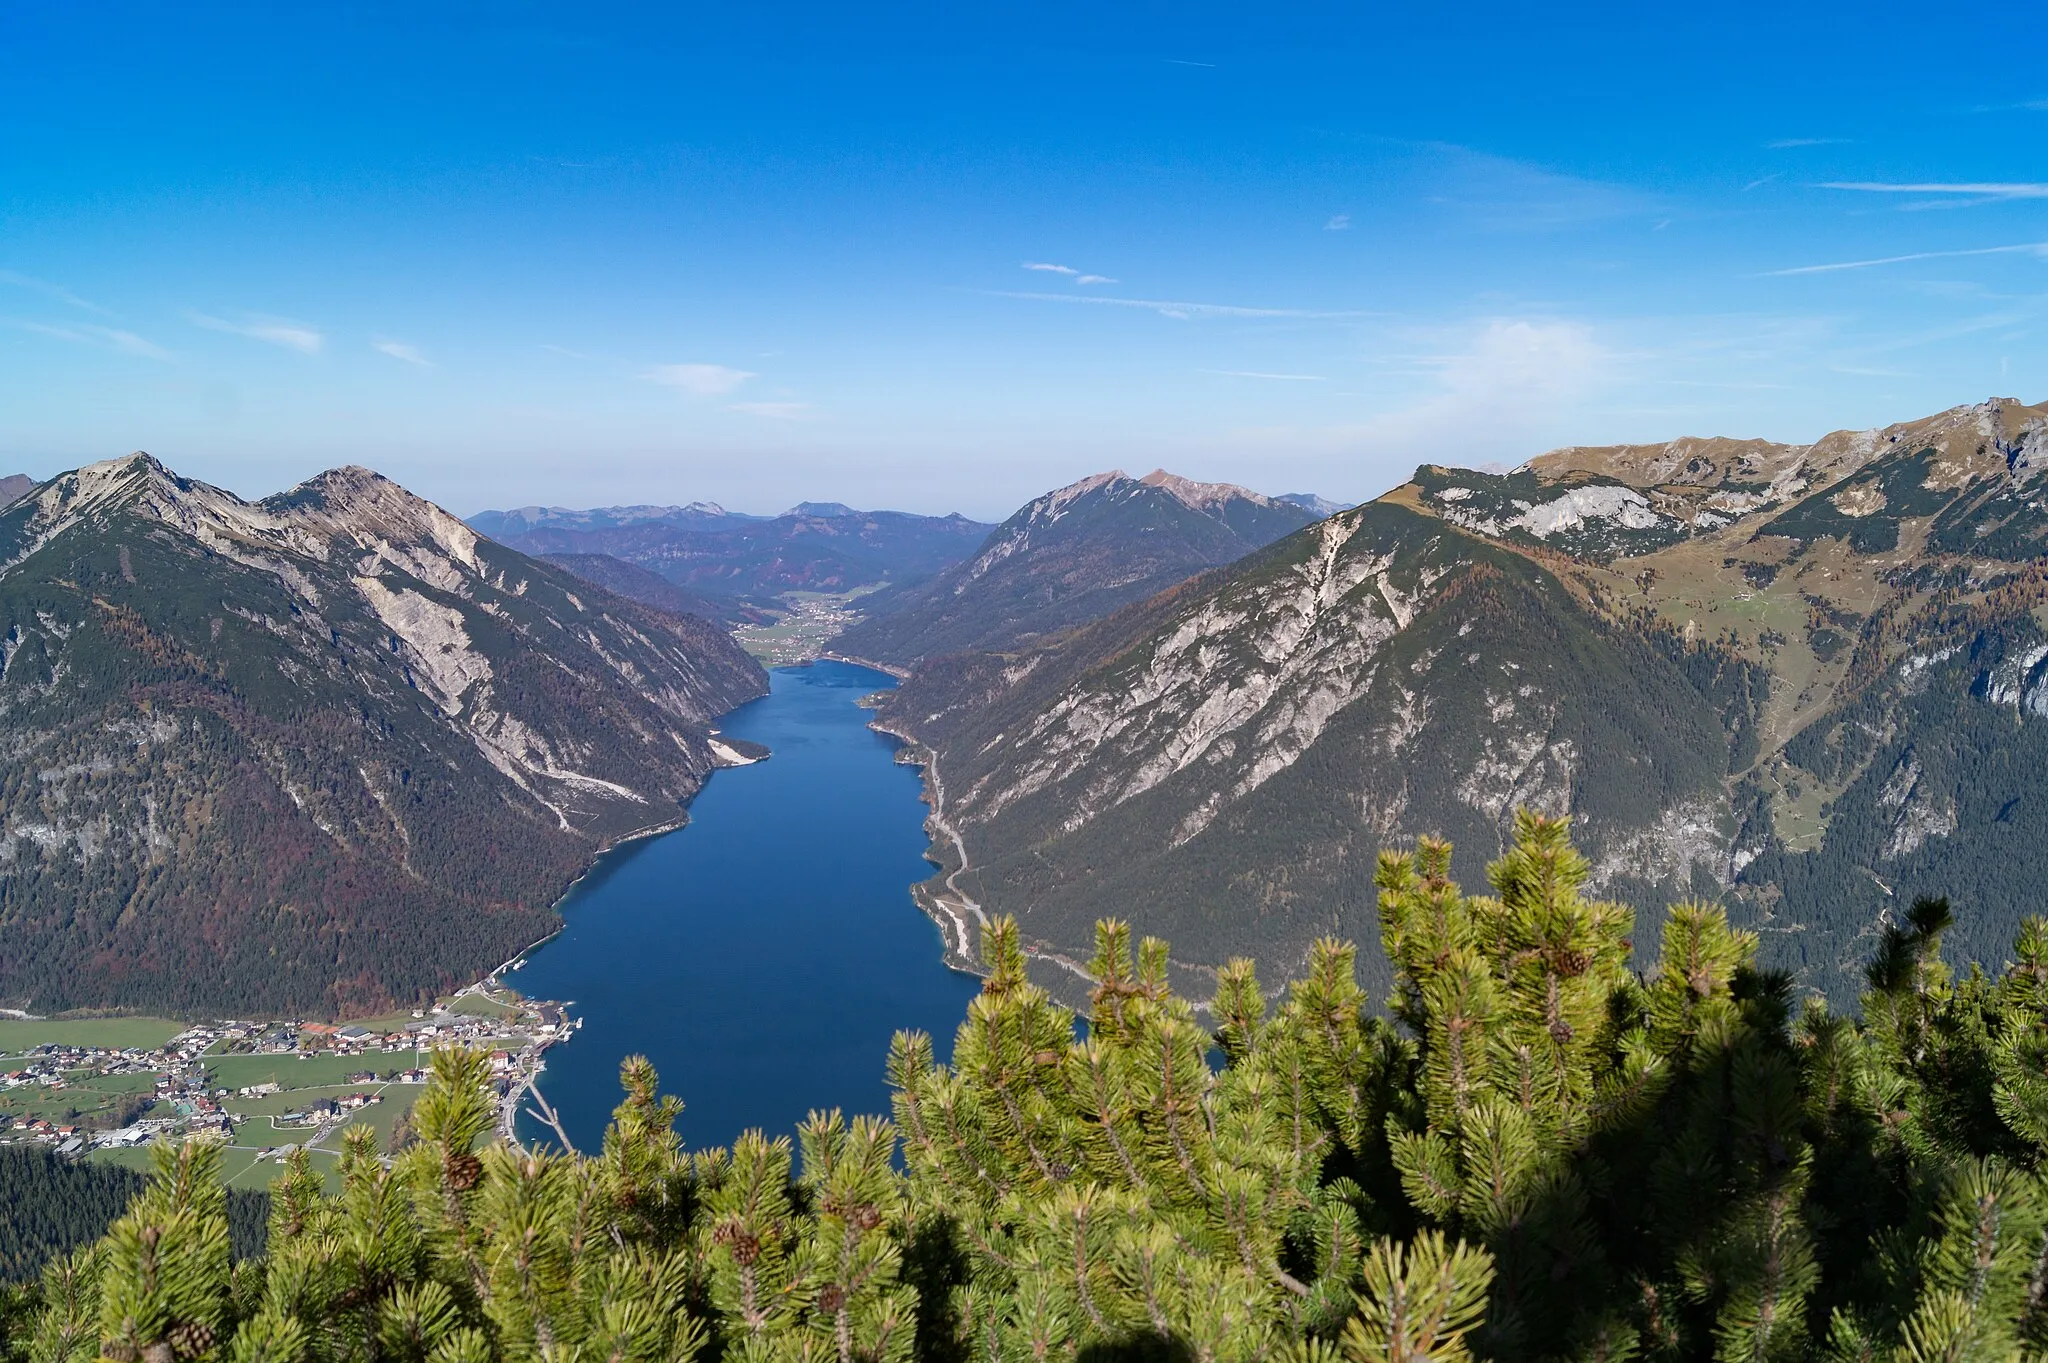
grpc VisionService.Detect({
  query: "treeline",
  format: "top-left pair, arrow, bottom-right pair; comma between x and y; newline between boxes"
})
3,813 -> 2047,1361
0,1146 -> 266,1284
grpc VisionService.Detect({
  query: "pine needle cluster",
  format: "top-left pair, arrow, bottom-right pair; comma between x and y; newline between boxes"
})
4,813 -> 2047,1362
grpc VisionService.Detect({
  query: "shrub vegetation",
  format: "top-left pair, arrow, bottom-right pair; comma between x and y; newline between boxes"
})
5,813 -> 2046,1362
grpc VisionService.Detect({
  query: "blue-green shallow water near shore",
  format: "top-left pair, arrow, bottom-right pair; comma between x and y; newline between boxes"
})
514,661 -> 981,1152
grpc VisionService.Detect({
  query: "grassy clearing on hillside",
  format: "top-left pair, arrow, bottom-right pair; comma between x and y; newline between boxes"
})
64,1070 -> 159,1094
307,1088 -> 419,1151
222,1145 -> 341,1194
225,1081 -> 422,1157
440,993 -> 516,1020
0,1018 -> 184,1054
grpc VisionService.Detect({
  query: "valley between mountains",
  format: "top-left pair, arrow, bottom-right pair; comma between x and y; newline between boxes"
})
5,395 -> 2045,1026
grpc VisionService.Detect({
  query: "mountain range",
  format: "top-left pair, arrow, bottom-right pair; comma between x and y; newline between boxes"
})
832,469 -> 1321,665
0,455 -> 766,1018
471,500 -> 994,615
873,397 -> 2048,1005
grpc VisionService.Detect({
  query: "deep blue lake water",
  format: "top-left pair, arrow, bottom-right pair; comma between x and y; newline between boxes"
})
513,660 -> 982,1153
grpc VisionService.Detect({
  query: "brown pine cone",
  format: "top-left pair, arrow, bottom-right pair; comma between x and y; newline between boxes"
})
168,1321 -> 215,1359
143,1342 -> 175,1363
712,1220 -> 763,1266
444,1151 -> 484,1191
818,1284 -> 847,1314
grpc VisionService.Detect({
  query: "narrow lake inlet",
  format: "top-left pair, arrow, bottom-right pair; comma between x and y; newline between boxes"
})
514,660 -> 981,1153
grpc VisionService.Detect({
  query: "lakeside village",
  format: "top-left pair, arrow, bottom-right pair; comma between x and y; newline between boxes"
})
0,975 -> 578,1182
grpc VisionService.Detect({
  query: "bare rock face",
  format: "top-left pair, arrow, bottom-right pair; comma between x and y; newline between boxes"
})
0,453 -> 766,1017
881,397 -> 2048,1005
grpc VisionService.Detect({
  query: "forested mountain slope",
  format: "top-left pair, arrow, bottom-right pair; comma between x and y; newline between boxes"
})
833,468 -> 1319,666
0,1144 -> 266,1281
534,551 -> 771,626
0,455 -> 767,1018
880,397 -> 2048,1004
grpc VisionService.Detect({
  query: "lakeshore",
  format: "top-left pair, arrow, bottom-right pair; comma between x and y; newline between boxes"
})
508,660 -> 982,1152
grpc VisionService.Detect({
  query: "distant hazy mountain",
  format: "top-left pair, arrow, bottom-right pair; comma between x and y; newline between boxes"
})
831,469 -> 1319,666
469,502 -> 757,537
0,475 -> 34,509
537,552 -> 772,626
1275,492 -> 1349,517
471,503 -> 992,609
0,454 -> 766,1018
877,397 -> 2048,1006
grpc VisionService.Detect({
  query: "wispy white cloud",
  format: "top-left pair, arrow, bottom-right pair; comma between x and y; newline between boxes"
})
373,338 -> 432,366
1762,241 -> 2048,275
981,289 -> 1376,320
728,401 -> 811,420
1199,369 -> 1327,381
1161,58 -> 1215,67
1025,262 -> 1117,285
9,319 -> 169,359
540,343 -> 595,360
0,270 -> 110,315
1767,137 -> 1851,149
1231,318 -> 1610,466
1823,181 -> 2048,200
189,312 -> 324,353
1742,174 -> 1781,192
1324,213 -> 1351,231
1414,143 -> 1661,231
644,362 -> 755,396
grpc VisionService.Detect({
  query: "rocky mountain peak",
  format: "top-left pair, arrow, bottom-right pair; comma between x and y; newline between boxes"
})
1137,468 -> 1277,513
1031,470 -> 1132,520
265,464 -> 484,577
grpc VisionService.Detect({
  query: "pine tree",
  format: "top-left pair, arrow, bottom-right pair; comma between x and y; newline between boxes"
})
10,812 -> 2048,1363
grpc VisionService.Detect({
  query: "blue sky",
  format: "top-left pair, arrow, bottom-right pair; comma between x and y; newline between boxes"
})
3,2 -> 2045,519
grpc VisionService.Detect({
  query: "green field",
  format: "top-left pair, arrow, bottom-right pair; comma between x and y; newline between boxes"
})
0,1017 -> 185,1054
227,1080 -> 422,1149
64,1069 -> 160,1094
441,994 -> 516,1020
307,1087 -> 420,1152
92,1136 -> 346,1194
0,1078 -> 156,1127
206,1051 -> 419,1092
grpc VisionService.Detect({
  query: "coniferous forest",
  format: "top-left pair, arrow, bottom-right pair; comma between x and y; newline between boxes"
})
5,814 -> 2047,1362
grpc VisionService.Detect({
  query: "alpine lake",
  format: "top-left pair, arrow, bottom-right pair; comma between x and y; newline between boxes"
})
512,660 -> 983,1153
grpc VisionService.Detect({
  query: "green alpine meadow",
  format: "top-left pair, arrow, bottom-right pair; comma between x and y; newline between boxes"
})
6,814 -> 2046,1363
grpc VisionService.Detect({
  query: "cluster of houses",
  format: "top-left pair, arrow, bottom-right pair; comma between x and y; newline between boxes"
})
274,1091 -> 384,1127
3,991 -> 571,1158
